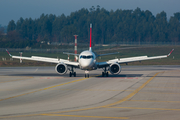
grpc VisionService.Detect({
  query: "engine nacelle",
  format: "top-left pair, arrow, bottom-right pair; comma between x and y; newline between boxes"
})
109,63 -> 121,75
55,63 -> 68,75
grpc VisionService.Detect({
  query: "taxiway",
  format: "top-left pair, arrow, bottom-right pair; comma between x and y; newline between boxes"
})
0,65 -> 180,120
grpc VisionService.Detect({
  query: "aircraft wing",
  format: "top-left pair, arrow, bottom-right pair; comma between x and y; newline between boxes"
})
98,49 -> 174,68
6,50 -> 79,67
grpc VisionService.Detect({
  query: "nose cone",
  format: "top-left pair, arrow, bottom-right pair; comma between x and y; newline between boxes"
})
80,59 -> 93,70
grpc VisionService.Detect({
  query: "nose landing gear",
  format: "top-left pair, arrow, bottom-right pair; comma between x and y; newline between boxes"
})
85,70 -> 89,78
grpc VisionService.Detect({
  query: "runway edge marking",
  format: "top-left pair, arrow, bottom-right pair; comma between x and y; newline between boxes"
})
107,107 -> 180,111
127,100 -> 180,103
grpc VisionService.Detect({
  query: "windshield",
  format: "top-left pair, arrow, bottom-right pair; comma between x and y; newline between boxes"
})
80,55 -> 93,59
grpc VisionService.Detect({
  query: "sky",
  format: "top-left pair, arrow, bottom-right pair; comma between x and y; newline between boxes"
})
0,0 -> 180,26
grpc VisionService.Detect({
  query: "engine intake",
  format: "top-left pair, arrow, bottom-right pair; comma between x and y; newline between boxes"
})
109,63 -> 121,75
55,63 -> 68,75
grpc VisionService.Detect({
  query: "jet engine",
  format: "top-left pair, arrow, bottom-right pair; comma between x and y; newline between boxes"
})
109,63 -> 121,75
55,63 -> 68,75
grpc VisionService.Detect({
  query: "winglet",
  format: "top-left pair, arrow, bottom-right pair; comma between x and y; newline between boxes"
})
6,49 -> 12,57
167,49 -> 174,57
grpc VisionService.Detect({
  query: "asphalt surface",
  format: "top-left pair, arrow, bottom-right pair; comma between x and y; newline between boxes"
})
0,65 -> 180,120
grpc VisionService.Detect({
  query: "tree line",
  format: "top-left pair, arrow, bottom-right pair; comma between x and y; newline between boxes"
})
1,6 -> 180,48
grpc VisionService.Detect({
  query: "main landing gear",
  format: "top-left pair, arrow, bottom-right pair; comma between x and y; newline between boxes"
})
69,66 -> 76,77
102,67 -> 109,77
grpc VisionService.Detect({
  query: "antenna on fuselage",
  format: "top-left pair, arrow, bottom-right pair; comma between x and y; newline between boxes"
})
89,23 -> 92,51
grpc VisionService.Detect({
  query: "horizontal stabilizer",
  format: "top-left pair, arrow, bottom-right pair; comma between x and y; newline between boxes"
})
63,52 -> 79,56
97,52 -> 119,57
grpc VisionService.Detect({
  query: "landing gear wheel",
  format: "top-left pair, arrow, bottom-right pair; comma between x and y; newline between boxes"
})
69,72 -> 72,77
69,66 -> 76,77
85,70 -> 90,78
85,74 -> 89,78
102,72 -> 105,77
102,72 -> 109,77
106,72 -> 109,77
102,67 -> 109,77
69,72 -> 76,77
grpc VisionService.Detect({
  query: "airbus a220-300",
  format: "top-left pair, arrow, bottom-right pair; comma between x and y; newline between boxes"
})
6,24 -> 174,78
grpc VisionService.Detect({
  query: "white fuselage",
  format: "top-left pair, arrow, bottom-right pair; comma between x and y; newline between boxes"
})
79,50 -> 97,70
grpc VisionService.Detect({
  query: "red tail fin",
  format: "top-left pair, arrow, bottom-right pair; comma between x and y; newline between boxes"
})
89,23 -> 92,51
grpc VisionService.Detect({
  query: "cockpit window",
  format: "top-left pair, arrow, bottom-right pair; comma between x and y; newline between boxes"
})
80,55 -> 93,59
86,56 -> 92,59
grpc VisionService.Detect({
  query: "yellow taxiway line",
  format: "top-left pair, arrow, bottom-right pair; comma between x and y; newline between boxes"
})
41,114 -> 129,119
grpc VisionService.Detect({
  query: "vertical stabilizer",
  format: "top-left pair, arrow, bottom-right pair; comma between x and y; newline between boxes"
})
89,23 -> 92,51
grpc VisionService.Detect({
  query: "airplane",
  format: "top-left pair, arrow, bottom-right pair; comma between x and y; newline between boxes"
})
6,24 -> 174,78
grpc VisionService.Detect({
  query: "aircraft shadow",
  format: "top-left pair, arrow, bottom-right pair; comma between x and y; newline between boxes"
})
96,74 -> 143,78
5,73 -> 143,78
